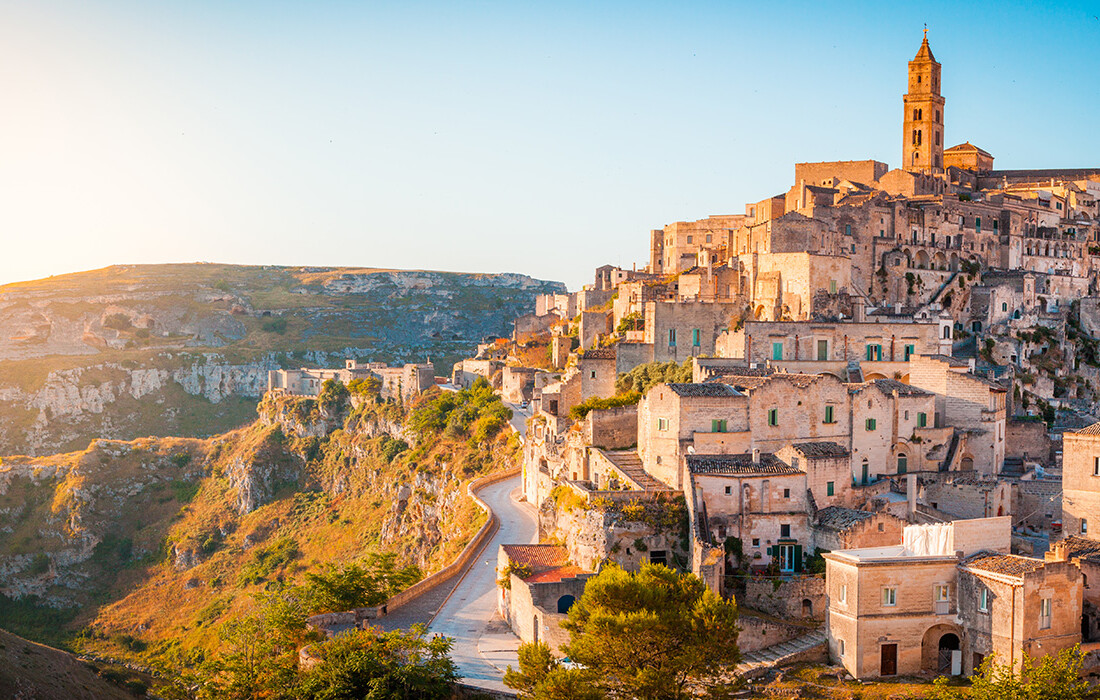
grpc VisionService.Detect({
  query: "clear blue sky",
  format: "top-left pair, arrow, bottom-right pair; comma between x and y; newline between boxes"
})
1,1 -> 1098,290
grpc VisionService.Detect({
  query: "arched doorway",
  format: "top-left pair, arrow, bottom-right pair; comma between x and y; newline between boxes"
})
801,599 -> 813,617
557,595 -> 576,614
921,624 -> 963,675
937,633 -> 960,674
960,456 -> 974,471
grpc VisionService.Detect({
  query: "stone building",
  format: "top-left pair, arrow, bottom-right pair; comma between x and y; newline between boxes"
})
822,516 -> 1082,680
1062,422 -> 1100,538
496,544 -> 593,655
267,359 -> 434,403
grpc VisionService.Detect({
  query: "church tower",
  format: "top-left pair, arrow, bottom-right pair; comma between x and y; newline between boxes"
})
902,30 -> 944,172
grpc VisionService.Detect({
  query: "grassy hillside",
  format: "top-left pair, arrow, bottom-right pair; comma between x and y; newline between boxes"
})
0,262 -> 563,455
0,627 -> 144,699
0,379 -> 519,686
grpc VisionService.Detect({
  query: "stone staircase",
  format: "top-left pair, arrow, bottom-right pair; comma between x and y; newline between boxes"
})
736,629 -> 827,674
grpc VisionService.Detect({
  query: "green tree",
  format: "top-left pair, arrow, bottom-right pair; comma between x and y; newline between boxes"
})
929,646 -> 1091,700
292,625 -> 457,700
304,554 -> 421,614
507,564 -> 740,700
615,359 -> 693,396
504,641 -> 604,700
318,379 -> 350,415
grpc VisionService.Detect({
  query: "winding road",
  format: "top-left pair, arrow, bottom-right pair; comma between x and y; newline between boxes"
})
427,475 -> 538,691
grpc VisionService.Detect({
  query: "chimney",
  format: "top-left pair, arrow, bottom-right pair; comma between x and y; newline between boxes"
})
753,448 -> 761,465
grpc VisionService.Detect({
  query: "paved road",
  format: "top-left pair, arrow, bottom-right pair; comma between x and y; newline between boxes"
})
504,401 -> 531,444
427,475 -> 538,692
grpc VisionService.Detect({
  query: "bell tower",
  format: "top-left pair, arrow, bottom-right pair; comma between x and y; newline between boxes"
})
903,29 -> 944,173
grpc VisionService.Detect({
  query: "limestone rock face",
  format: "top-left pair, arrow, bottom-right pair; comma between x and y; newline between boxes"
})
0,263 -> 564,455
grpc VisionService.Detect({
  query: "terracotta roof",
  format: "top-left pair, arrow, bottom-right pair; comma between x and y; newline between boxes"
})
913,35 -> 936,62
525,565 -> 588,584
1055,536 -> 1100,562
581,347 -> 617,360
501,544 -> 569,570
925,354 -> 969,367
945,141 -> 993,157
963,552 -> 1044,578
868,378 -> 933,396
708,374 -> 772,392
1075,422 -> 1100,436
667,382 -> 741,398
700,364 -> 774,378
791,442 -> 849,458
687,453 -> 801,476
816,506 -> 873,531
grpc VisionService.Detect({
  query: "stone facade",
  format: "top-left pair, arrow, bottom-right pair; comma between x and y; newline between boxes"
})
268,359 -> 434,403
1062,423 -> 1100,538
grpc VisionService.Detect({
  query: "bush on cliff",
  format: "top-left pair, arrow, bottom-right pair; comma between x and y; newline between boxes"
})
615,359 -> 692,396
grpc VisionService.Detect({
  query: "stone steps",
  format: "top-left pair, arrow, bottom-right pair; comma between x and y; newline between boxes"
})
737,630 -> 827,673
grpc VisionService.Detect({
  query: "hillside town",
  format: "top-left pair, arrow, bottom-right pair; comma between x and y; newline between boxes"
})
454,33 -> 1100,683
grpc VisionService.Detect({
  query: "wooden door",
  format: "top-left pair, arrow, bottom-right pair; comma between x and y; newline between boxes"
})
880,643 -> 897,676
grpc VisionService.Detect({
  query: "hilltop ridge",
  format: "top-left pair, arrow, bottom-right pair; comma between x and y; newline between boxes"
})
0,262 -> 564,456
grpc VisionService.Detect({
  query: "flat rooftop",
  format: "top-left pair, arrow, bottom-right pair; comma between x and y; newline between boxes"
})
825,545 -> 957,563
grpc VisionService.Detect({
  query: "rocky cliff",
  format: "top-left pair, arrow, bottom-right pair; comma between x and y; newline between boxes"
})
0,380 -> 518,673
0,263 -> 564,455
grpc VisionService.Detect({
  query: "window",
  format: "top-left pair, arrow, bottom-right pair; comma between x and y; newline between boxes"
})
839,583 -> 847,603
1002,302 -> 1007,312
882,587 -> 897,607
934,584 -> 949,602
724,485 -> 731,495
752,538 -> 760,547
1083,519 -> 1089,535
686,235 -> 693,244
780,524 -> 791,538
668,329 -> 676,346
829,279 -> 837,294
705,234 -> 712,243
783,488 -> 790,498
711,419 -> 727,433
979,588 -> 989,612
768,408 -> 778,426
897,454 -> 907,474
772,341 -> 783,360
976,218 -> 982,233
866,418 -> 877,431
1093,456 -> 1099,476
839,639 -> 846,657
824,405 -> 835,424
590,370 -> 597,379
692,328 -> 700,347
657,418 -> 669,431
827,481 -> 835,496
1040,597 -> 1052,629
866,344 -> 882,361
917,412 -> 927,428
845,224 -> 852,236
817,339 -> 828,361
904,344 -> 915,360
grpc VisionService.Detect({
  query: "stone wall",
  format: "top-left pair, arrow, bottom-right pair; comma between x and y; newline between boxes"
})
1006,418 -> 1052,464
737,612 -> 811,653
1062,429 -> 1100,538
744,575 -> 826,621
585,405 -> 637,450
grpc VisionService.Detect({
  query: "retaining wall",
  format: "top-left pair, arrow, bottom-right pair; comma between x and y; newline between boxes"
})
307,465 -> 521,632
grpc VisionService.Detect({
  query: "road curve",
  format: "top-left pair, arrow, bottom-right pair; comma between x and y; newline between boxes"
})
427,474 -> 537,691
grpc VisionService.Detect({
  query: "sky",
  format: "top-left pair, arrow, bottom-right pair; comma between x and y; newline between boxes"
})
1,1 -> 1098,291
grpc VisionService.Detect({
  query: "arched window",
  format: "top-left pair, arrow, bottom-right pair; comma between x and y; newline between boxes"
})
913,130 -> 918,145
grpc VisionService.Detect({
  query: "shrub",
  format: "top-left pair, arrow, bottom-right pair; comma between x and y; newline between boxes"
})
569,392 -> 642,421
103,313 -> 132,331
262,318 -> 288,334
238,537 -> 300,586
